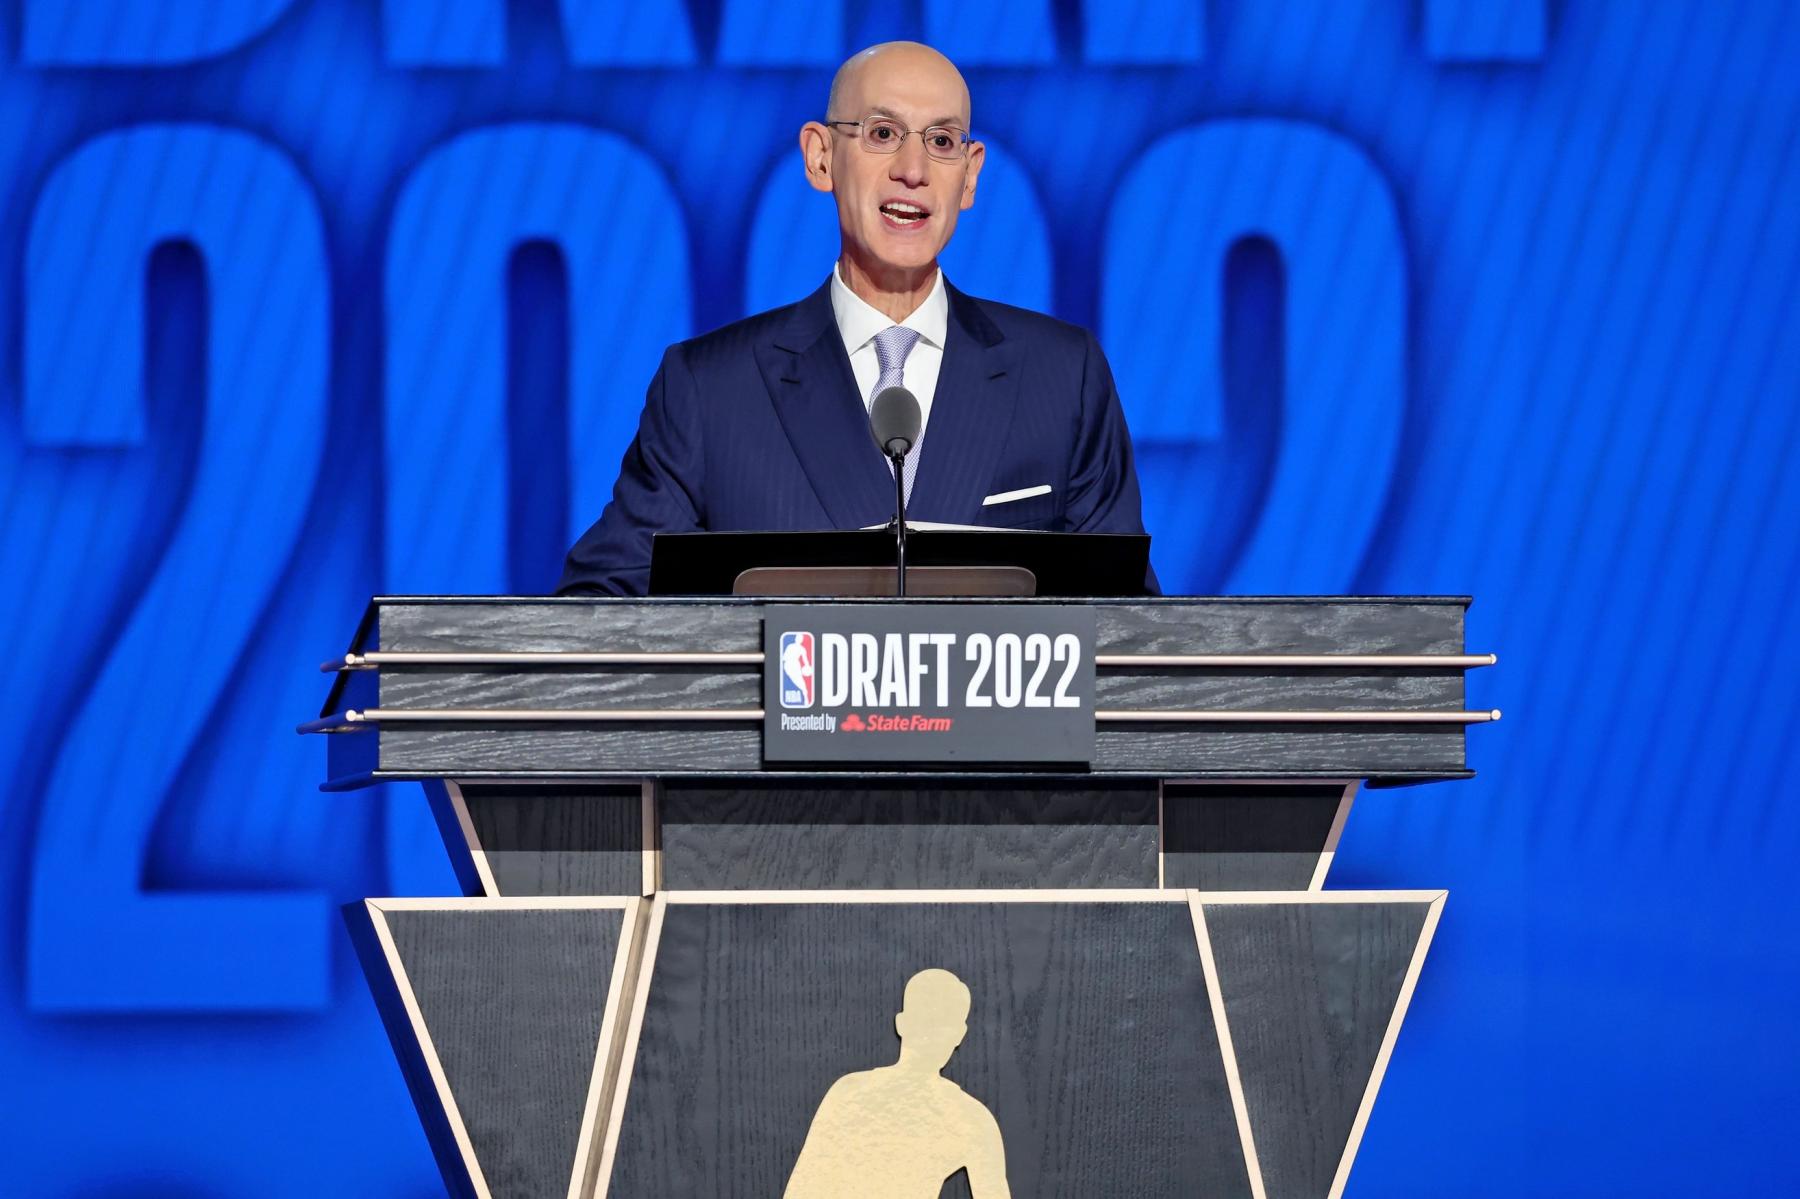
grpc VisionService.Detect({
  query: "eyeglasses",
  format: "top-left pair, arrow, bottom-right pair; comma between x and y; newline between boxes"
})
824,116 -> 972,162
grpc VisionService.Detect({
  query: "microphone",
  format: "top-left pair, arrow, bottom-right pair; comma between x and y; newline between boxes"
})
869,385 -> 921,457
868,386 -> 922,596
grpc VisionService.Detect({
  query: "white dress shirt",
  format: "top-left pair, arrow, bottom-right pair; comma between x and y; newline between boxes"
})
829,263 -> 948,438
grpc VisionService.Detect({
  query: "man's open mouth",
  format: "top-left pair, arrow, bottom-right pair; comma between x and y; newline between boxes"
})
879,200 -> 931,226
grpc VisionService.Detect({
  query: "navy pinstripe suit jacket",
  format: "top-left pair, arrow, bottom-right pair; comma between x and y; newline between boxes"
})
558,279 -> 1153,596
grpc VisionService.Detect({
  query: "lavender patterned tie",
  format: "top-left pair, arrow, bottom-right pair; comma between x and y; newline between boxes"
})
871,325 -> 924,503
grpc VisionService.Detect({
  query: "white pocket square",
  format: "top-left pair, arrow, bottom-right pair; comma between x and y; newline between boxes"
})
981,484 -> 1052,506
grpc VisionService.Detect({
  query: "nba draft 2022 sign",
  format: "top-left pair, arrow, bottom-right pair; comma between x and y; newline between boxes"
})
762,605 -> 1095,763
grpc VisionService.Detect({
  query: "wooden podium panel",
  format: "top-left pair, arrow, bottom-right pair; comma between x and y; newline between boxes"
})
315,596 -> 1490,784
417,779 -> 1374,898
1203,895 -> 1443,1199
348,898 -> 645,1199
343,891 -> 1441,1199
426,782 -> 648,898
583,891 -> 1443,1199
1162,783 -> 1356,891
600,893 -> 1255,1199
657,778 -> 1162,890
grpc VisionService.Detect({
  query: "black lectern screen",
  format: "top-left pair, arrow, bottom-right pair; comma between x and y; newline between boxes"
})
648,529 -> 1153,597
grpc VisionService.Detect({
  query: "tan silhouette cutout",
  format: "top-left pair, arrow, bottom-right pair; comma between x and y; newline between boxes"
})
784,968 -> 1012,1199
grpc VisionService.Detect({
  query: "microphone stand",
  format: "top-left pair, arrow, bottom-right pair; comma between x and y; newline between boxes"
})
889,448 -> 908,597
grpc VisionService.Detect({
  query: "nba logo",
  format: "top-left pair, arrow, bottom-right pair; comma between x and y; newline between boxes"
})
779,631 -> 815,709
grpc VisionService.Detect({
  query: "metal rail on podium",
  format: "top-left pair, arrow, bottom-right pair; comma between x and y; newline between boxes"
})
305,565 -> 1497,1199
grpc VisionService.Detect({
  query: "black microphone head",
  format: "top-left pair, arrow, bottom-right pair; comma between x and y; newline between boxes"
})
869,385 -> 922,457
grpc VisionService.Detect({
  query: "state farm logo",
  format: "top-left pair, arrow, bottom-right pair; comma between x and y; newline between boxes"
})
838,713 -> 953,733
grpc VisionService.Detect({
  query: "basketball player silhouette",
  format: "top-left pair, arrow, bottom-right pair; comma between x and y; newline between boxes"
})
784,968 -> 1011,1199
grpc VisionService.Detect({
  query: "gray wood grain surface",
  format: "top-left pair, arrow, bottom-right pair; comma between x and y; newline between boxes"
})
382,599 -> 764,653
607,899 -> 1253,1199
1162,785 -> 1349,890
659,780 -> 1159,889
1203,901 -> 1431,1199
371,723 -> 1464,777
374,596 -> 1466,655
382,906 -> 625,1199
320,597 -> 1481,783
376,664 -> 1460,713
458,784 -> 643,896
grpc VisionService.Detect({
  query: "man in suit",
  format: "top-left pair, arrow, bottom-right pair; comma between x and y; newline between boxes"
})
559,41 -> 1150,596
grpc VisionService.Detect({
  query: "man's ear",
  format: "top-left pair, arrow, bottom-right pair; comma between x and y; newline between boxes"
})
959,140 -> 986,211
800,122 -> 834,194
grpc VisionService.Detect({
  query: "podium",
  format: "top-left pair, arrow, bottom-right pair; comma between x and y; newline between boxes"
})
307,593 -> 1495,1199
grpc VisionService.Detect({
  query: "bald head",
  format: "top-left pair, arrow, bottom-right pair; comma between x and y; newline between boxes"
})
800,41 -> 985,318
827,41 -> 972,128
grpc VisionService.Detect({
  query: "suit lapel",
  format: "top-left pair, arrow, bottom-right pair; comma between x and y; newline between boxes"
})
754,282 -> 895,528
908,283 -> 1020,520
